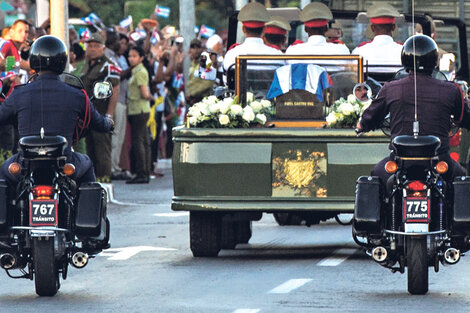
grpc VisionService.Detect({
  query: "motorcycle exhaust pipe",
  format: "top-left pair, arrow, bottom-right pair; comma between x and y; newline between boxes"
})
444,248 -> 461,264
0,253 -> 17,269
371,246 -> 388,263
71,252 -> 89,268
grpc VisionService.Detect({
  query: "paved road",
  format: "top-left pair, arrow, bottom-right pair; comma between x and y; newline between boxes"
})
1,161 -> 470,312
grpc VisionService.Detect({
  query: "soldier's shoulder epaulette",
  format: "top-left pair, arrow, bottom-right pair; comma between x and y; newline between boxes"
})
330,39 -> 344,45
228,43 -> 240,51
356,40 -> 372,47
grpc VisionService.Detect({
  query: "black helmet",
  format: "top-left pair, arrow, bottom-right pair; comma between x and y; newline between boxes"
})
29,35 -> 67,74
401,35 -> 438,74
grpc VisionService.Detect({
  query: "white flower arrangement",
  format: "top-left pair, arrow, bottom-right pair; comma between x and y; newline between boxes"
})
188,92 -> 273,128
326,94 -> 372,128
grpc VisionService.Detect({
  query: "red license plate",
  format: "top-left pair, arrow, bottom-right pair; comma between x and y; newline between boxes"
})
403,197 -> 430,223
30,200 -> 58,226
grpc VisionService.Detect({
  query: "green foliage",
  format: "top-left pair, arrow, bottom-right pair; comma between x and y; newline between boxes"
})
0,149 -> 12,167
70,0 -> 127,25
125,0 -> 179,28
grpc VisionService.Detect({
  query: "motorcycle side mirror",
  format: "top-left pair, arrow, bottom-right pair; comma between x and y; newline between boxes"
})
353,83 -> 372,102
93,81 -> 113,99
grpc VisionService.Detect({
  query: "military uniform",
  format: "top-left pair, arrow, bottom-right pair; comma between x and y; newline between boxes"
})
223,2 -> 282,72
286,3 -> 350,56
352,3 -> 402,73
80,33 -> 120,180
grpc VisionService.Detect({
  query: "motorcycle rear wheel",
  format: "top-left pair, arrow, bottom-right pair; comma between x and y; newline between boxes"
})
33,237 -> 59,296
406,236 -> 428,295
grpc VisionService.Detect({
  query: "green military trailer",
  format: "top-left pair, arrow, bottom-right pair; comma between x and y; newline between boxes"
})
172,53 -> 391,257
171,9 -> 470,257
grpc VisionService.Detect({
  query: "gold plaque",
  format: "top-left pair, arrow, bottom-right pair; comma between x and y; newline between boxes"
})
283,151 -> 315,188
272,148 -> 327,198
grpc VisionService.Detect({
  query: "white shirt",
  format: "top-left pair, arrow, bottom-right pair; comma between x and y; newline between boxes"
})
285,35 -> 350,70
352,35 -> 403,73
153,61 -> 166,112
286,35 -> 350,56
223,37 -> 282,71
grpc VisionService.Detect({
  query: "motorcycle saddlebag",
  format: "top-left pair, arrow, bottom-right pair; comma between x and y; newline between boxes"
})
353,176 -> 381,233
75,182 -> 106,236
0,180 -> 7,232
452,176 -> 470,232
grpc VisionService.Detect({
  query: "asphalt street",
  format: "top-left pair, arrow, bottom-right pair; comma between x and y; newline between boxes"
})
1,159 -> 470,312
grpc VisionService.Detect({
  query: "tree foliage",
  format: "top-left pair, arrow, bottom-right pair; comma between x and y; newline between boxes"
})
69,0 -> 301,32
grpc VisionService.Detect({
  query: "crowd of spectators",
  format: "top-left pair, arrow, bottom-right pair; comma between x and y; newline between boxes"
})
0,15 -> 224,184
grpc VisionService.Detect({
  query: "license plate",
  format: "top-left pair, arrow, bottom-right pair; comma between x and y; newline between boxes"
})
403,197 -> 430,223
30,200 -> 58,226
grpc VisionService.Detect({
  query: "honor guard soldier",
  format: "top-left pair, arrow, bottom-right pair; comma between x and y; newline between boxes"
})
286,2 -> 349,56
80,33 -> 121,182
352,3 -> 402,73
222,2 -> 282,72
263,16 -> 291,51
325,22 -> 344,44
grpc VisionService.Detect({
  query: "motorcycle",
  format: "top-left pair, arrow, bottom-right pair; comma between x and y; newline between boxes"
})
353,134 -> 470,294
0,75 -> 113,296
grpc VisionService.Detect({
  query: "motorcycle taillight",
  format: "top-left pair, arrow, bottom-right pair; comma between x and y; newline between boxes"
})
32,185 -> 54,199
406,181 -> 427,191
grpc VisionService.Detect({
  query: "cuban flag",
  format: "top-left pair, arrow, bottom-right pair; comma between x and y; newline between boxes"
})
80,28 -> 91,41
155,5 -> 170,18
199,25 -> 215,38
266,64 -> 331,102
120,15 -> 133,28
81,16 -> 93,25
88,13 -> 102,24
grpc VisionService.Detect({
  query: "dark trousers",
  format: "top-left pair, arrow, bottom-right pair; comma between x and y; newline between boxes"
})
151,111 -> 163,166
372,153 -> 466,185
0,151 -> 96,185
129,113 -> 150,179
86,130 -> 112,179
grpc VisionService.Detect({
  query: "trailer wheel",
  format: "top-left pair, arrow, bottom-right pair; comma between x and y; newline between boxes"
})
221,221 -> 237,249
235,221 -> 252,244
190,212 -> 221,257
273,213 -> 302,226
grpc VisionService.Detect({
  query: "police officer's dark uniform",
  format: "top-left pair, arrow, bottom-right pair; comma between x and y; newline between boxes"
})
80,33 -> 120,181
358,35 -> 470,184
0,35 -> 113,185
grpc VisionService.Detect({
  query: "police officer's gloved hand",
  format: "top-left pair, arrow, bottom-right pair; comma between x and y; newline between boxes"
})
105,114 -> 115,132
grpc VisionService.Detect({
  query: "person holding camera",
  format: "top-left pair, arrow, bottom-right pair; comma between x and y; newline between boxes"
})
185,38 -> 214,106
0,19 -> 31,156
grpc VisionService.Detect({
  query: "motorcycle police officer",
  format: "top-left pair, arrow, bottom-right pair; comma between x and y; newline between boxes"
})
357,35 -> 470,184
0,35 -> 113,184
0,35 -> 113,251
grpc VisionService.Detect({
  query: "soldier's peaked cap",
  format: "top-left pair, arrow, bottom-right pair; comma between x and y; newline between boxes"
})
265,16 -> 291,35
86,32 -> 105,45
300,2 -> 333,28
238,2 -> 270,28
367,3 -> 400,24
